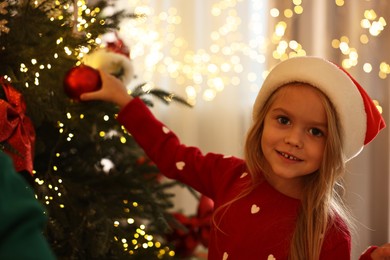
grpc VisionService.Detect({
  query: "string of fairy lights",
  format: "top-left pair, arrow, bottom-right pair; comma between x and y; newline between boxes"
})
117,0 -> 387,112
1,0 -> 386,257
118,0 -> 267,105
0,0 -> 174,257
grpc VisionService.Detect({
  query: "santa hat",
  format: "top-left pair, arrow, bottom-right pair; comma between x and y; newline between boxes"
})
82,36 -> 134,85
253,56 -> 386,161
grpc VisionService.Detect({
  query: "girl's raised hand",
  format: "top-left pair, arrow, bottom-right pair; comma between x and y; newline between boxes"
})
80,69 -> 133,108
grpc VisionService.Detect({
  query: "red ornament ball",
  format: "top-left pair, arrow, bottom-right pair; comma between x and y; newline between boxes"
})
63,65 -> 102,100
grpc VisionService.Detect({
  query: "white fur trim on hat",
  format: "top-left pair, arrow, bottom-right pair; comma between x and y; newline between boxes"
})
253,56 -> 366,161
83,49 -> 134,86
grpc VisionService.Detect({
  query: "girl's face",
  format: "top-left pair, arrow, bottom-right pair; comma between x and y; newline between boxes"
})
261,84 -> 328,197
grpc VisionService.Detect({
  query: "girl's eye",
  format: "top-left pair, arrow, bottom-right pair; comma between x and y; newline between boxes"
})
277,116 -> 290,125
309,128 -> 324,137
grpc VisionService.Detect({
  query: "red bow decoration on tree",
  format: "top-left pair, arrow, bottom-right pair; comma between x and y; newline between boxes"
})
0,78 -> 36,175
167,195 -> 214,258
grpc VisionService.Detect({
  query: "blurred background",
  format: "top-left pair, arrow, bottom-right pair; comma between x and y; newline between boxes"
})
114,0 -> 389,258
1,0 -> 388,259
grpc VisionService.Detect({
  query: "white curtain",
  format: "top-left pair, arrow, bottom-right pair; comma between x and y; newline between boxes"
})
115,0 -> 390,258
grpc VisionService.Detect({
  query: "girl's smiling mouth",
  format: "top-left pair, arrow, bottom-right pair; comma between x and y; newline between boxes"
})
277,151 -> 303,161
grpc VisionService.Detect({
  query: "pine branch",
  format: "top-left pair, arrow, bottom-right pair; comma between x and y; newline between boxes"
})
131,82 -> 193,108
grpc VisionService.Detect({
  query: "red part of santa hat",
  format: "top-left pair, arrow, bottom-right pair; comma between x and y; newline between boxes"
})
253,56 -> 386,162
106,38 -> 130,58
337,67 -> 386,145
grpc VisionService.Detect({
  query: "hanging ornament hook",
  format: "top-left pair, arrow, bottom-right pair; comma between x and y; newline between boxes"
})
72,0 -> 79,34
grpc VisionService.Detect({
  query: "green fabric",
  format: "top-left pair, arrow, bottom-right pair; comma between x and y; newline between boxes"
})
0,151 -> 56,260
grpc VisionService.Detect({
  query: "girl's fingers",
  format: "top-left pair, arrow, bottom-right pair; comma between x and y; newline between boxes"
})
80,91 -> 101,101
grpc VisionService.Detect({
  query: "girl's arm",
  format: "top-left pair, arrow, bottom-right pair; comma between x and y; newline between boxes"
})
79,69 -> 240,200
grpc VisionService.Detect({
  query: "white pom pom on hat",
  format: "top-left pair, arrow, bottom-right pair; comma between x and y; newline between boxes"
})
253,56 -> 386,161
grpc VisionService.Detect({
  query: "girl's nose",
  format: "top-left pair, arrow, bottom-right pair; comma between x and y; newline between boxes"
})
284,129 -> 304,148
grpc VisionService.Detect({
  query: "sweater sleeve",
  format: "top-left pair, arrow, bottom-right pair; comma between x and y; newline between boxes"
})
0,151 -> 56,260
117,98 -> 245,200
359,246 -> 376,260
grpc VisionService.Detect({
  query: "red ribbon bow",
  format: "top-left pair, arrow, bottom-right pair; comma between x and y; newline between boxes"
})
168,195 -> 214,257
0,78 -> 35,175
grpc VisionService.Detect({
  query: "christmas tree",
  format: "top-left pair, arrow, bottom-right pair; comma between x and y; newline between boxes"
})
0,1 -> 202,259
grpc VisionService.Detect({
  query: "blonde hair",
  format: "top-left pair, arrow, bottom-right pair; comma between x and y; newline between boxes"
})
215,83 -> 354,259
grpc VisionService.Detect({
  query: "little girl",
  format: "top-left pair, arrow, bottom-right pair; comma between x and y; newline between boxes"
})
81,56 -> 389,259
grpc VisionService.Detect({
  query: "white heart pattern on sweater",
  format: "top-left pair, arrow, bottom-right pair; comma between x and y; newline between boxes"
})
251,204 -> 260,214
176,161 -> 185,170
